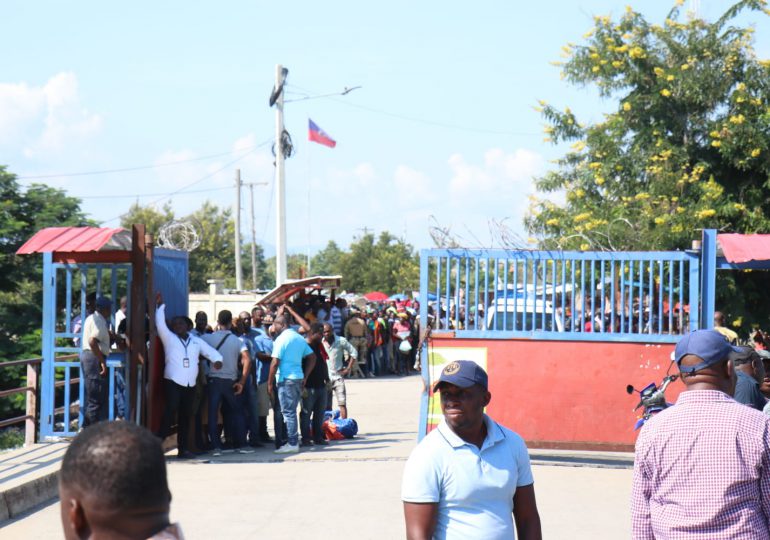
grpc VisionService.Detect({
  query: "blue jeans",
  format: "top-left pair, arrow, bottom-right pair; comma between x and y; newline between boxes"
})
243,380 -> 260,444
207,378 -> 247,449
277,379 -> 303,446
300,387 -> 328,443
81,351 -> 109,427
374,345 -> 387,376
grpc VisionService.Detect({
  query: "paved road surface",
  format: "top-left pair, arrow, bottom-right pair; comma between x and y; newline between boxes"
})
2,375 -> 632,539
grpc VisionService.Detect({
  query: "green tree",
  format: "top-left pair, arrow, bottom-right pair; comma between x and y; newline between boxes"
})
241,243 -> 268,290
527,0 -> 770,252
119,202 -> 174,238
0,167 -> 91,417
263,254 -> 309,288
338,232 -> 419,293
187,201 -> 236,291
310,240 -> 344,277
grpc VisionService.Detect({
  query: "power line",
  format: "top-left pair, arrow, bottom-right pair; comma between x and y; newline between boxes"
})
287,83 -> 538,137
99,138 -> 272,226
16,144 -> 261,180
76,186 -> 231,200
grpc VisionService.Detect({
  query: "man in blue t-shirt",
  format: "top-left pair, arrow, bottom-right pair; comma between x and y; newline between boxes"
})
267,314 -> 316,454
402,360 -> 542,539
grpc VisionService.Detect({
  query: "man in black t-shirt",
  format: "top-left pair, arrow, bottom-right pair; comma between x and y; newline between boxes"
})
300,323 -> 330,446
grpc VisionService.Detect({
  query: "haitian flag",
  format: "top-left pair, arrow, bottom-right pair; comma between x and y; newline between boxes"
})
308,119 -> 337,148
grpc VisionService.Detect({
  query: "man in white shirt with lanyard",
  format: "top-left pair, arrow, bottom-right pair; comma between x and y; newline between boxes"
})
155,292 -> 223,460
402,360 -> 542,540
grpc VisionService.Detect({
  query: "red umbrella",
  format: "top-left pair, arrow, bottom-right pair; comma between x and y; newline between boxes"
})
364,291 -> 389,302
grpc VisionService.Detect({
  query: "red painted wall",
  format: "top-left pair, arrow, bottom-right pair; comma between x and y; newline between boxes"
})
429,337 -> 681,451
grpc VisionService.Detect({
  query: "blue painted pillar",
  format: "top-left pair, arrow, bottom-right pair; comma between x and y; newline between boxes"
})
40,252 -> 54,439
700,229 -> 717,329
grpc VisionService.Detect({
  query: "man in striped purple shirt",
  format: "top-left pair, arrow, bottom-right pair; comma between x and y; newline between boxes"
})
631,329 -> 770,539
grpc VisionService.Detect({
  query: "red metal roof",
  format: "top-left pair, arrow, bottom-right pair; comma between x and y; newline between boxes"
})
16,227 -> 131,255
718,233 -> 770,264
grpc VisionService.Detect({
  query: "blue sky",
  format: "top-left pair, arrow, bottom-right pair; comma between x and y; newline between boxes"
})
3,1 -> 769,256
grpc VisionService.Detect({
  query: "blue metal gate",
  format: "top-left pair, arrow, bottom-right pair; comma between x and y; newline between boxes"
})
39,252 -> 132,440
419,247 -> 701,344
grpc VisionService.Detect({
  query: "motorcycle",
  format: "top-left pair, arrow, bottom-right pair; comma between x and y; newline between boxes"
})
626,372 -> 678,430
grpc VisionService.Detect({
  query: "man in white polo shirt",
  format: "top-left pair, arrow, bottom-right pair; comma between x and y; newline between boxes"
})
402,360 -> 542,540
155,292 -> 223,460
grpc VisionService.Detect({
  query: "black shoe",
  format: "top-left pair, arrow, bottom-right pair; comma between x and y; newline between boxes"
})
249,441 -> 264,448
259,434 -> 274,443
177,451 -> 197,460
299,439 -> 313,447
313,439 -> 329,446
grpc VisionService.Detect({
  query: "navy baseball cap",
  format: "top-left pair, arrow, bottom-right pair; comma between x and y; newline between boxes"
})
433,360 -> 488,392
95,296 -> 112,310
675,329 -> 743,374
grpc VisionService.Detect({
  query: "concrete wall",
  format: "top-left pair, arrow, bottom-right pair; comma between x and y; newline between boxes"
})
425,337 -> 680,451
188,279 -> 266,321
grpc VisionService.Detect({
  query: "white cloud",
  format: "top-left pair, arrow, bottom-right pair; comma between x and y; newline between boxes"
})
0,72 -> 102,157
393,165 -> 434,208
448,147 -> 542,208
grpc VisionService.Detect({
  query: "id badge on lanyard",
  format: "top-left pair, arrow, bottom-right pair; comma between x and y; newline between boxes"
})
180,337 -> 191,368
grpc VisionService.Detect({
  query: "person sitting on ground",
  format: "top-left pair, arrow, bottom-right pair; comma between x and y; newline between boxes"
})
732,345 -> 767,411
59,421 -> 182,540
713,310 -> 739,344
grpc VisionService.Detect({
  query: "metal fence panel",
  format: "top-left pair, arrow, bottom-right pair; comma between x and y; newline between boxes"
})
419,248 -> 700,343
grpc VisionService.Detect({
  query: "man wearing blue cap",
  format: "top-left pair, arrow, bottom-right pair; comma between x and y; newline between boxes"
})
631,329 -> 770,539
401,360 -> 542,540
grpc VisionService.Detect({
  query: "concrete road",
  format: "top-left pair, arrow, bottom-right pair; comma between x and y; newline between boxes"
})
1,375 -> 632,539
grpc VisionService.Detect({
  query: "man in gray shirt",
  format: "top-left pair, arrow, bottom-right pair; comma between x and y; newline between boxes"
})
201,310 -> 254,456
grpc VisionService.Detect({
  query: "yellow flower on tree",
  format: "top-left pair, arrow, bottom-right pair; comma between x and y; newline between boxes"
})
660,88 -> 672,97
654,67 -> 665,77
573,212 -> 592,223
751,148 -> 761,158
696,209 -> 717,219
623,102 -> 632,111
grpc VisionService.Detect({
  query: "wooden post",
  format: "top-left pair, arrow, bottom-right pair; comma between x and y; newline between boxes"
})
25,362 -> 38,446
129,225 -> 147,425
146,233 -> 157,431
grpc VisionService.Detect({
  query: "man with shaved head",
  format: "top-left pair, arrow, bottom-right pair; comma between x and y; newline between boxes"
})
59,421 -> 182,539
631,329 -> 770,539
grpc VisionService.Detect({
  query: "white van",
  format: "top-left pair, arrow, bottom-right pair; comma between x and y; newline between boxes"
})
485,296 -> 565,332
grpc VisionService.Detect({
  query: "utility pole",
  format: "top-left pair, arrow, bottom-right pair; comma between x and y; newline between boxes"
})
249,183 -> 257,289
234,169 -> 243,290
274,64 -> 288,287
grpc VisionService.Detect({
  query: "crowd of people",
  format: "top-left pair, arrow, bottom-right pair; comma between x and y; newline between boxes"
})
153,290 -> 425,457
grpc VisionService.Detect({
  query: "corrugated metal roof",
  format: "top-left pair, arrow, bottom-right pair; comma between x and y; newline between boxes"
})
257,275 -> 342,305
16,227 -> 131,255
